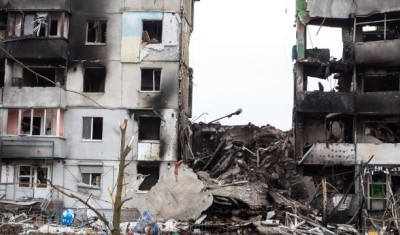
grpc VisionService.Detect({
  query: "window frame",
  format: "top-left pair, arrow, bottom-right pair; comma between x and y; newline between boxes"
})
18,165 -> 33,188
85,20 -> 107,45
81,173 -> 101,186
82,117 -> 103,141
140,68 -> 161,92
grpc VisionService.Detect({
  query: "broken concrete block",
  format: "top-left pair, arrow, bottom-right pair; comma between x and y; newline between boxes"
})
137,165 -> 213,221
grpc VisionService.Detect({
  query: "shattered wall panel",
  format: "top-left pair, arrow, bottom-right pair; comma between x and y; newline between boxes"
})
355,40 -> 400,65
121,12 -> 163,62
357,143 -> 400,164
140,13 -> 180,61
307,0 -> 400,18
302,143 -> 355,165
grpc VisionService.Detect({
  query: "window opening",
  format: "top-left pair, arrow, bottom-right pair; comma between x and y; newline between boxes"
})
138,117 -> 161,140
142,20 -> 162,44
141,69 -> 161,91
82,117 -> 103,140
87,20 -> 107,43
84,67 -> 106,92
19,166 -> 33,187
363,74 -> 399,92
82,173 -> 101,186
137,162 -> 160,191
21,68 -> 56,87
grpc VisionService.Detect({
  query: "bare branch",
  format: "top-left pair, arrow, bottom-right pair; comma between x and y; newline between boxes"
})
47,180 -> 110,227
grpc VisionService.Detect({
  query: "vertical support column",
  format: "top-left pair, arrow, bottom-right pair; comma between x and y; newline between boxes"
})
43,109 -> 47,136
60,12 -> 65,38
17,109 -> 21,135
30,109 -> 33,135
384,14 -> 387,40
56,109 -> 60,137
322,177 -> 327,225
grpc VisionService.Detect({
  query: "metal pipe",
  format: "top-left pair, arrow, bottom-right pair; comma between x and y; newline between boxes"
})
208,108 -> 242,124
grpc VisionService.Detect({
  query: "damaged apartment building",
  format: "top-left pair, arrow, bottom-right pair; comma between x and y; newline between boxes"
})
294,0 -> 400,231
0,0 -> 197,220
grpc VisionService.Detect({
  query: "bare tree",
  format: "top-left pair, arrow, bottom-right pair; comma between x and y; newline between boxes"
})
48,118 -> 134,235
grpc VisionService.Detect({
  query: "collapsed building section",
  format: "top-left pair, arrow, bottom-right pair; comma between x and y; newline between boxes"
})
294,0 -> 400,233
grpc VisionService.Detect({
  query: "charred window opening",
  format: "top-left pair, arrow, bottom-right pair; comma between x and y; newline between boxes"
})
20,68 -> 56,87
326,116 -> 354,143
82,117 -> 103,140
0,69 -> 4,87
84,67 -> 106,92
391,175 -> 400,196
142,20 -> 162,44
138,117 -> 161,141
137,162 -> 160,191
358,13 -> 400,42
364,123 -> 400,143
306,76 -> 330,92
49,20 -> 58,35
303,165 -> 355,194
363,74 -> 399,92
141,69 -> 161,91
87,20 -> 107,44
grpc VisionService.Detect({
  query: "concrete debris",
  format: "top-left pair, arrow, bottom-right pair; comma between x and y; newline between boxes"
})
137,164 -> 213,222
180,122 -> 360,234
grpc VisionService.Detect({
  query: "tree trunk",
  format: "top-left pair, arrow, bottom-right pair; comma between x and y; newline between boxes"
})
112,118 -> 133,235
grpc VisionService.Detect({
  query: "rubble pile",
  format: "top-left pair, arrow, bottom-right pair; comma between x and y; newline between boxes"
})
183,123 -> 355,235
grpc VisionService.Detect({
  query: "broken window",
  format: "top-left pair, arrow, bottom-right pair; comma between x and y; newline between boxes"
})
16,109 -> 59,136
84,67 -> 106,92
138,117 -> 161,141
357,13 -> 400,42
137,162 -> 160,191
18,166 -> 33,187
87,20 -> 107,44
141,69 -> 161,91
142,20 -> 162,44
303,165 -> 355,194
363,74 -> 399,92
364,122 -> 400,143
20,68 -> 56,87
82,117 -> 103,140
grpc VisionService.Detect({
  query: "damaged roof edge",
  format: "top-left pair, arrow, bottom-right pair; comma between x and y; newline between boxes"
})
307,0 -> 400,19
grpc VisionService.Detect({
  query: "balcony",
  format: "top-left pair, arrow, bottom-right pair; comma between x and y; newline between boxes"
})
296,92 -> 354,114
5,0 -> 70,12
3,87 -> 65,108
4,38 -> 68,60
356,92 -> 400,114
138,141 -> 160,161
301,143 -> 355,165
357,143 -> 400,164
355,39 -> 400,65
0,136 -> 66,159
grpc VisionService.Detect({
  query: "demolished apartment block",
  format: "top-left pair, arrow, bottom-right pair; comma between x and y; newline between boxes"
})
294,0 -> 400,232
0,0 -> 197,223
